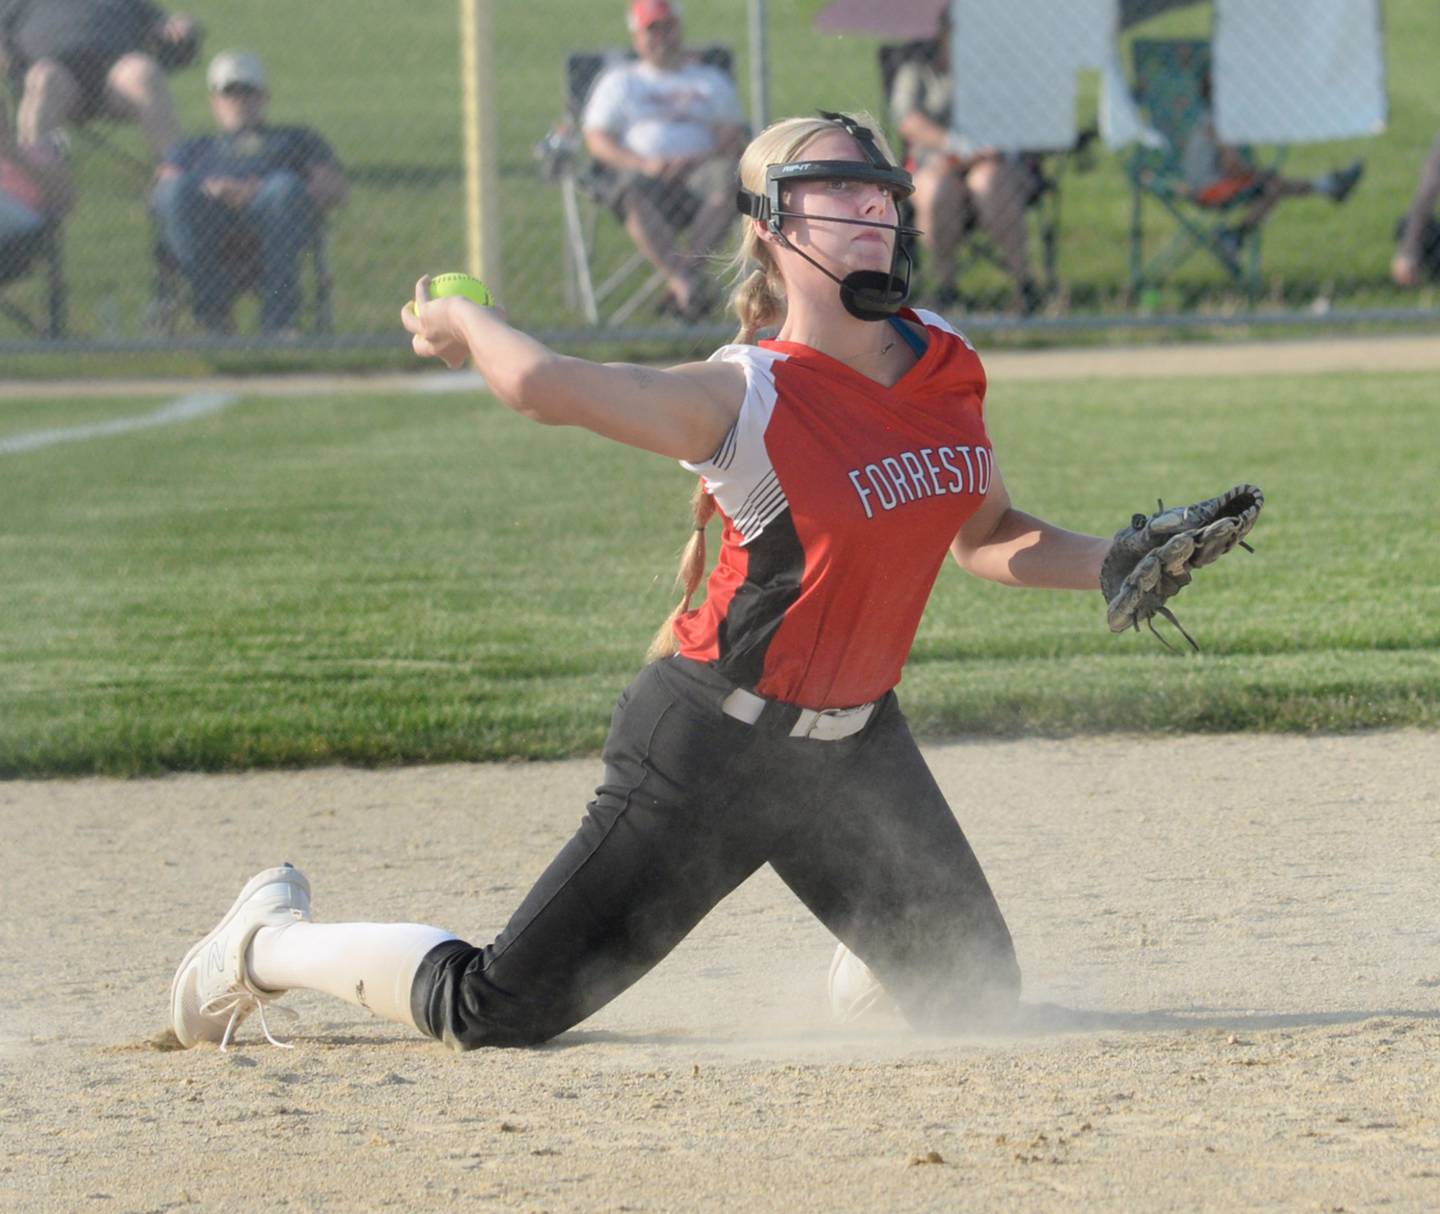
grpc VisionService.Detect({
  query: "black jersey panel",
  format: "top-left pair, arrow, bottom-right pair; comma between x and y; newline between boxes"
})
713,509 -> 806,690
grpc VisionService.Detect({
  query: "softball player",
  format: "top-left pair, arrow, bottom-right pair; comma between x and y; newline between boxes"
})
171,111 -> 1116,1052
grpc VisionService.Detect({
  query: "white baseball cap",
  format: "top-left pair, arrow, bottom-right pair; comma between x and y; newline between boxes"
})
207,49 -> 268,92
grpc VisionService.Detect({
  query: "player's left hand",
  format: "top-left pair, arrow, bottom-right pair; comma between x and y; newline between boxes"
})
1100,483 -> 1263,650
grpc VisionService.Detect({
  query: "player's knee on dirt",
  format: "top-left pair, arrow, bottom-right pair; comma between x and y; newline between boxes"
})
410,939 -> 587,1050
888,935 -> 1022,1034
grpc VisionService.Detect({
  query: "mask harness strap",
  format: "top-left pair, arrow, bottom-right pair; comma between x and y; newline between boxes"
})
773,224 -> 916,324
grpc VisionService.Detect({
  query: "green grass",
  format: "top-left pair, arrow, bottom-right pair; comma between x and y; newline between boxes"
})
1,366 -> 1435,776
0,0 -> 1437,358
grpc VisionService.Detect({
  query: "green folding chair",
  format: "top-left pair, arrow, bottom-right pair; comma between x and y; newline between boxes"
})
1127,38 -> 1280,303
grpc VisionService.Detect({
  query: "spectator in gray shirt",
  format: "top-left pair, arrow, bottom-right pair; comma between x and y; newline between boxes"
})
0,0 -> 201,162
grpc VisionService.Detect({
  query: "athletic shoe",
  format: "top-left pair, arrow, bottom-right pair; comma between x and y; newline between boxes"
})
827,942 -> 892,1023
171,863 -> 311,1050
1327,161 -> 1364,204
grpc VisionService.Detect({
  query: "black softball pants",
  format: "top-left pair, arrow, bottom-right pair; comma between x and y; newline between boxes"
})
411,656 -> 1020,1048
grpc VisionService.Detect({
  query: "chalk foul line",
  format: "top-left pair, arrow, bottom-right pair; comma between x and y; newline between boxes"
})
0,391 -> 240,455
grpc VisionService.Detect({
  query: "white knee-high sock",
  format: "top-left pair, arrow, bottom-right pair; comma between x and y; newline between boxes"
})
247,921 -> 459,1033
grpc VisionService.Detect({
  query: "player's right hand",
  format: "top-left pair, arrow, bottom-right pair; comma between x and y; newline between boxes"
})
403,275 -> 473,370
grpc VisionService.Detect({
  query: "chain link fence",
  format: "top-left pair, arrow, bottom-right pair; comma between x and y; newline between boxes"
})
0,0 -> 1436,363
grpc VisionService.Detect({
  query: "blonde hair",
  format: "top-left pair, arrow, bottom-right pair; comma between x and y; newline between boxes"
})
646,112 -> 898,663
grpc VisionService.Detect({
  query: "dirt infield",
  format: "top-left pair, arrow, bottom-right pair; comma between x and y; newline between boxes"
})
4,731 -> 1438,1212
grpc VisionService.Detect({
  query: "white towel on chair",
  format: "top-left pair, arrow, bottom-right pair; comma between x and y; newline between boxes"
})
950,0 -> 1117,153
1213,0 -> 1386,143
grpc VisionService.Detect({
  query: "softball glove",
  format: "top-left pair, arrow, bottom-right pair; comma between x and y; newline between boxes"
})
1100,483 -> 1263,650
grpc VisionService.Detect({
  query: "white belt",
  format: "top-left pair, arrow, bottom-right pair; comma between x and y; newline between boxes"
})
720,687 -> 877,741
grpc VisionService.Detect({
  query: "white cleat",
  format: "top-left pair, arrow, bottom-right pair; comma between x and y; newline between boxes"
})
171,863 -> 311,1050
827,942 -> 893,1024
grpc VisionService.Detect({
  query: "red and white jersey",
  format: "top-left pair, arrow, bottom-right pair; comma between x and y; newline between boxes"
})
674,309 -> 994,710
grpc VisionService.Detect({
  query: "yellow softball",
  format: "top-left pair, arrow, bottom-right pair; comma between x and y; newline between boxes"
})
411,272 -> 495,314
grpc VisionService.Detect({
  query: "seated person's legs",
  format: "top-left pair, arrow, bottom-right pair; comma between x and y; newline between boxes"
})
100,52 -> 182,162
966,155 -> 1037,311
910,158 -> 968,301
244,169 -> 316,333
152,170 -> 244,331
16,59 -> 85,147
1231,173 -> 1289,235
1211,163 -> 1364,257
619,172 -> 702,314
1393,134 -> 1440,286
1236,162 -> 1361,233
681,154 -> 740,258
662,154 -> 740,317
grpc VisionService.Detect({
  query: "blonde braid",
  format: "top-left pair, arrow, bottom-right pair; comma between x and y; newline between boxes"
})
730,266 -> 785,344
645,480 -> 719,662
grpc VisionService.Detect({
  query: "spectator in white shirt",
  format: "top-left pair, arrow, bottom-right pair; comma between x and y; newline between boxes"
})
582,0 -> 745,320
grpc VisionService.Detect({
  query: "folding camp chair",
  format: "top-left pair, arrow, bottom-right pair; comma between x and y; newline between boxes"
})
146,217 -> 333,337
878,40 -> 1090,311
536,45 -> 733,327
0,217 -> 66,338
1126,38 -> 1280,302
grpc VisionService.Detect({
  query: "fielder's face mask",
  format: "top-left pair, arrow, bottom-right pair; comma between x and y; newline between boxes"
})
736,111 -> 921,321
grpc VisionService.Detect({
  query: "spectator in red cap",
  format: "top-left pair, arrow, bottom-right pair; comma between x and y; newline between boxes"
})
582,0 -> 746,320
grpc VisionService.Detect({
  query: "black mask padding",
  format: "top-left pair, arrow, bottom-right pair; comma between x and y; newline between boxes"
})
840,269 -> 909,321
